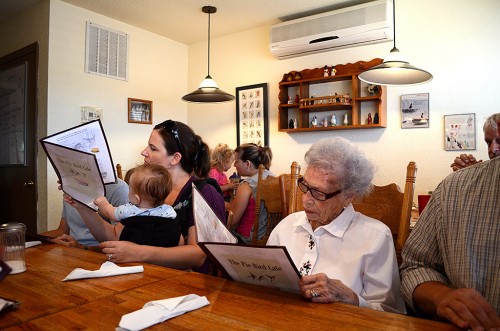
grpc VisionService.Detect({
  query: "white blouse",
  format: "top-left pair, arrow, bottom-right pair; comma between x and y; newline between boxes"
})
267,204 -> 406,313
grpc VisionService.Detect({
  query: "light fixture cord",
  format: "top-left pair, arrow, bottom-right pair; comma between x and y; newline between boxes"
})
207,9 -> 211,77
393,0 -> 396,49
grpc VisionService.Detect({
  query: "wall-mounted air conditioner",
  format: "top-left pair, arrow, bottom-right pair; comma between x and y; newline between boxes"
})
270,0 -> 393,59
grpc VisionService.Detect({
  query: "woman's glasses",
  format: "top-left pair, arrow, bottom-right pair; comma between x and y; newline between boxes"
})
297,177 -> 342,201
161,120 -> 182,153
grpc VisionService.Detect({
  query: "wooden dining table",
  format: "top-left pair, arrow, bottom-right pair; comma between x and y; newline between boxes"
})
0,242 -> 459,330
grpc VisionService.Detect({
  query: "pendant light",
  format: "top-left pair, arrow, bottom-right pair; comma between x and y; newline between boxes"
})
182,6 -> 235,103
358,0 -> 432,86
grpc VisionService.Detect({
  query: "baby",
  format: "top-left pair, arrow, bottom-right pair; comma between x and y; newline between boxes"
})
94,163 -> 182,247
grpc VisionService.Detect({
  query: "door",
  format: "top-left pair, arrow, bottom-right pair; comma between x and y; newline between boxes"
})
0,43 -> 38,235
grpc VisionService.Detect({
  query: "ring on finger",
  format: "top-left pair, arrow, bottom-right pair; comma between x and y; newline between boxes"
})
310,289 -> 319,298
108,253 -> 113,261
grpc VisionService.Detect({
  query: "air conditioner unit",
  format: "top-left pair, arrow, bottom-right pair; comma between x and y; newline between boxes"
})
270,0 -> 393,59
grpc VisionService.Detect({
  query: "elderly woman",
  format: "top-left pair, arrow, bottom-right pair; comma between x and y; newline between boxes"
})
267,137 -> 405,313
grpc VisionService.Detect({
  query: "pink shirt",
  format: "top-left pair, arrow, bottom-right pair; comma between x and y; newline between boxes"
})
209,168 -> 229,198
235,196 -> 255,238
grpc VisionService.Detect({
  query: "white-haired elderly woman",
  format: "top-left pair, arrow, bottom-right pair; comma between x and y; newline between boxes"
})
267,137 -> 406,313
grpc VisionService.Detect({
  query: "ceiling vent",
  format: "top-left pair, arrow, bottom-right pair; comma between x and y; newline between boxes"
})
270,0 -> 393,59
85,22 -> 128,80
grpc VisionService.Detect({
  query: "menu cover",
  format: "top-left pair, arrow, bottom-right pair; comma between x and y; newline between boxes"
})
192,186 -> 301,293
40,120 -> 115,211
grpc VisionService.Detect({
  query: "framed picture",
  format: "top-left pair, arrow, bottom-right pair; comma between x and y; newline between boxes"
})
128,98 -> 152,124
444,113 -> 476,151
401,93 -> 429,128
236,83 -> 268,147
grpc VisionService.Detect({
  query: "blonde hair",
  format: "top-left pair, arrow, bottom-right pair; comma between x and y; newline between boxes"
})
211,143 -> 234,169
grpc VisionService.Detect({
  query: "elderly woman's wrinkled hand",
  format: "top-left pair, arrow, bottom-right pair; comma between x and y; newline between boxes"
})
299,273 -> 359,305
51,234 -> 80,248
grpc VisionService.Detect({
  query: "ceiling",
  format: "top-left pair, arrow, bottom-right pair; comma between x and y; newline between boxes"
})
1,0 -> 375,45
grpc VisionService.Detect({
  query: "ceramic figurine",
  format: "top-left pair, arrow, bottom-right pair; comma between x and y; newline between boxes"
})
330,114 -> 337,126
367,113 -> 372,124
294,94 -> 300,103
344,114 -> 348,126
287,96 -> 292,104
311,116 -> 318,128
374,112 -> 379,124
331,68 -> 337,76
322,118 -> 328,127
289,119 -> 294,129
293,118 -> 298,128
323,65 -> 329,77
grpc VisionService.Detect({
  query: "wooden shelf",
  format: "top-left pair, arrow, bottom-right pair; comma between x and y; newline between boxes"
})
278,59 -> 387,132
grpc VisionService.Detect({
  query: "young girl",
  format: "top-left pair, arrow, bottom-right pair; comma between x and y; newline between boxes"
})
209,143 -> 238,208
230,143 -> 273,244
93,163 -> 182,248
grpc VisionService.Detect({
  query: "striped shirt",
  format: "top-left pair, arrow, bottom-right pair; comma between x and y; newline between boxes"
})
400,157 -> 500,314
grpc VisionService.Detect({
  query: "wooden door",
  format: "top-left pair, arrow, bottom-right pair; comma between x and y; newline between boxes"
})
0,43 -> 38,235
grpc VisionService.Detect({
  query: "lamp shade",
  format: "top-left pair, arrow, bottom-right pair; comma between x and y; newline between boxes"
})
358,48 -> 432,86
182,5 -> 235,103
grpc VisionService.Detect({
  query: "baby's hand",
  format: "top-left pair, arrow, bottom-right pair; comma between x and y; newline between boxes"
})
94,196 -> 108,206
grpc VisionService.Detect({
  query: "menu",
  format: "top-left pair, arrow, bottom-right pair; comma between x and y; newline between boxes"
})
40,120 -> 116,210
192,186 -> 301,293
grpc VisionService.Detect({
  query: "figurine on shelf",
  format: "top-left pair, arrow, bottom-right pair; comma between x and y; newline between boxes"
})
322,117 -> 328,127
287,73 -> 294,82
294,72 -> 301,80
367,113 -> 372,124
289,119 -> 294,129
287,96 -> 293,104
310,95 -> 315,105
374,112 -> 379,124
335,93 -> 341,103
323,65 -> 329,77
330,114 -> 337,126
331,67 -> 337,76
293,118 -> 298,128
367,84 -> 379,96
344,93 -> 350,103
311,116 -> 318,128
294,94 -> 299,103
344,114 -> 349,126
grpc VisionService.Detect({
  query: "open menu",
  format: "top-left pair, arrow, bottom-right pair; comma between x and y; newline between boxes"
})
40,120 -> 116,211
192,185 -> 301,293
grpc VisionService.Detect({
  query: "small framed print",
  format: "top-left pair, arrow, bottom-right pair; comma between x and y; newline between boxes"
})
444,113 -> 476,151
128,98 -> 152,124
236,83 -> 268,147
401,93 -> 429,128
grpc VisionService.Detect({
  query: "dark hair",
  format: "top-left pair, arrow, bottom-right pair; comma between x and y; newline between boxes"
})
154,120 -> 210,178
130,163 -> 172,206
235,143 -> 272,170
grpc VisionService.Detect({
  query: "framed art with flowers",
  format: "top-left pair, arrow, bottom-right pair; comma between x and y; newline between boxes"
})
444,113 -> 476,151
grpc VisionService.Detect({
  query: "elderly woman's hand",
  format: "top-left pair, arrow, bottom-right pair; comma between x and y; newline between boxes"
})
299,273 -> 359,305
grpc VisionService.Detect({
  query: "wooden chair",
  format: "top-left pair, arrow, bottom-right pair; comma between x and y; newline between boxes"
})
279,161 -> 302,218
352,161 -> 417,264
116,163 -> 123,180
225,209 -> 233,229
251,165 -> 283,246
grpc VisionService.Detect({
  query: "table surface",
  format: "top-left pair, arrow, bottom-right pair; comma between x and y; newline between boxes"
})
0,243 -> 459,330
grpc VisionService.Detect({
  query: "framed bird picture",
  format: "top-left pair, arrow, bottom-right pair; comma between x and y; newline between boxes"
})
401,93 -> 429,129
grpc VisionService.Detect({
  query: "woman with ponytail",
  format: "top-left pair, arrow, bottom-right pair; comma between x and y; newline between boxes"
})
67,120 -> 225,273
229,143 -> 273,244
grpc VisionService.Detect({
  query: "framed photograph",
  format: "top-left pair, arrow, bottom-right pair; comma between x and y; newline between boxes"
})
236,83 -> 268,147
128,98 -> 152,124
401,93 -> 429,128
444,113 -> 476,151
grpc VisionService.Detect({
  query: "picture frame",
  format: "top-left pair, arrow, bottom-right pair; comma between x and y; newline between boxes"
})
128,98 -> 152,124
236,83 -> 268,147
444,113 -> 476,151
401,93 -> 429,129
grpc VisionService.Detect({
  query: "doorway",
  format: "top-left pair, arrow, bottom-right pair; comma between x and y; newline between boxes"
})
0,43 -> 38,235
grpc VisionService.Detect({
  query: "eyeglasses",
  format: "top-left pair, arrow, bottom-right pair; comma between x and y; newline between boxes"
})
297,177 -> 342,201
161,120 -> 183,153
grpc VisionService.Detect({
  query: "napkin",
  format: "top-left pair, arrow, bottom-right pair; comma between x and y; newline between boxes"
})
0,297 -> 19,312
63,261 -> 143,281
25,241 -> 42,248
118,294 -> 210,331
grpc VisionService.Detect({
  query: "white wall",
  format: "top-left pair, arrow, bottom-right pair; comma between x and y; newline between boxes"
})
188,0 -> 500,203
45,0 -> 188,230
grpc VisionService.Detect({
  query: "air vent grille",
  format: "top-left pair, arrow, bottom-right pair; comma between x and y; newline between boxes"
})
85,22 -> 128,81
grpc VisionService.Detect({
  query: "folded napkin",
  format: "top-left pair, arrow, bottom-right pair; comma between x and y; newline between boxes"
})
63,261 -> 143,281
25,241 -> 42,248
118,294 -> 210,331
0,297 -> 20,312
